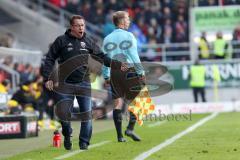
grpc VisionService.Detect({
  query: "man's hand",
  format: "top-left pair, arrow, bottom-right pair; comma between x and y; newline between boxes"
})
47,99 -> 54,106
45,80 -> 54,91
121,62 -> 128,71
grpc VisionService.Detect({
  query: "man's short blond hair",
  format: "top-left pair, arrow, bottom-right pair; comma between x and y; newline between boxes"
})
112,11 -> 128,26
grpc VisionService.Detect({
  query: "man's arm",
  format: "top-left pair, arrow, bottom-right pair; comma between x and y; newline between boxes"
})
88,38 -> 112,67
41,37 -> 61,82
41,37 -> 62,91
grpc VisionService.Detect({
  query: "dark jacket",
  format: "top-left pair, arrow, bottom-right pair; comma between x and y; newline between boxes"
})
41,29 -> 111,83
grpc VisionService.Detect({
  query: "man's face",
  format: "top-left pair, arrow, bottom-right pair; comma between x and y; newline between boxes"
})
70,19 -> 85,38
123,14 -> 130,30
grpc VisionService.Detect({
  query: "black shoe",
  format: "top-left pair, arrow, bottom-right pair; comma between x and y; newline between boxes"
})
64,136 -> 72,150
79,142 -> 88,150
118,137 -> 127,142
125,130 -> 141,141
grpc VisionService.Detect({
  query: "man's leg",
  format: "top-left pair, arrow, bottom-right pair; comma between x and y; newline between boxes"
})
125,111 -> 141,141
76,92 -> 92,150
113,98 -> 126,142
123,70 -> 143,141
56,94 -> 74,150
193,88 -> 198,102
200,88 -> 206,102
61,121 -> 73,150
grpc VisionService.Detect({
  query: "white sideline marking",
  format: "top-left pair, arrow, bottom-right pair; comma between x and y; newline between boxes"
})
148,121 -> 166,128
134,112 -> 219,160
54,141 -> 110,160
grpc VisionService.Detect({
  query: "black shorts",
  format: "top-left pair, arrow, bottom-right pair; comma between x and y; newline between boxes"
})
110,67 -> 145,100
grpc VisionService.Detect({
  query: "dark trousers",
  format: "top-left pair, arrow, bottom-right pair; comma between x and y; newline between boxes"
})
192,87 -> 206,102
56,81 -> 92,145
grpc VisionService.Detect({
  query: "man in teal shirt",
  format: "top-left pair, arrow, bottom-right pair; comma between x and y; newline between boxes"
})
102,11 -> 145,142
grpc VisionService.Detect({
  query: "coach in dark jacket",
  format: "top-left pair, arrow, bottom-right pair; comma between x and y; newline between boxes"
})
41,15 -> 125,150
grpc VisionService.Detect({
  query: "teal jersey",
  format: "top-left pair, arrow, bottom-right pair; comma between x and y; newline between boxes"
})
102,29 -> 144,79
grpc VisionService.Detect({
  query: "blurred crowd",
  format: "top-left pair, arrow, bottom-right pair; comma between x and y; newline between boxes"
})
0,56 -> 41,90
47,0 -> 190,61
49,0 -> 189,44
46,0 -> 240,61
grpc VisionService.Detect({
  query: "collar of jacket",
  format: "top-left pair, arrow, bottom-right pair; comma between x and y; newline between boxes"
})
65,29 -> 86,40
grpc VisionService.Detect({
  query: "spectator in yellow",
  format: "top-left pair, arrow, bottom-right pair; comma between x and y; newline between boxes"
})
198,32 -> 210,59
213,32 -> 228,59
189,60 -> 206,102
9,81 -> 35,112
0,80 -> 10,94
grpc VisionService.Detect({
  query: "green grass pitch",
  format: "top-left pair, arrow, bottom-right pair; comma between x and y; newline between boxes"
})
2,112 -> 240,160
